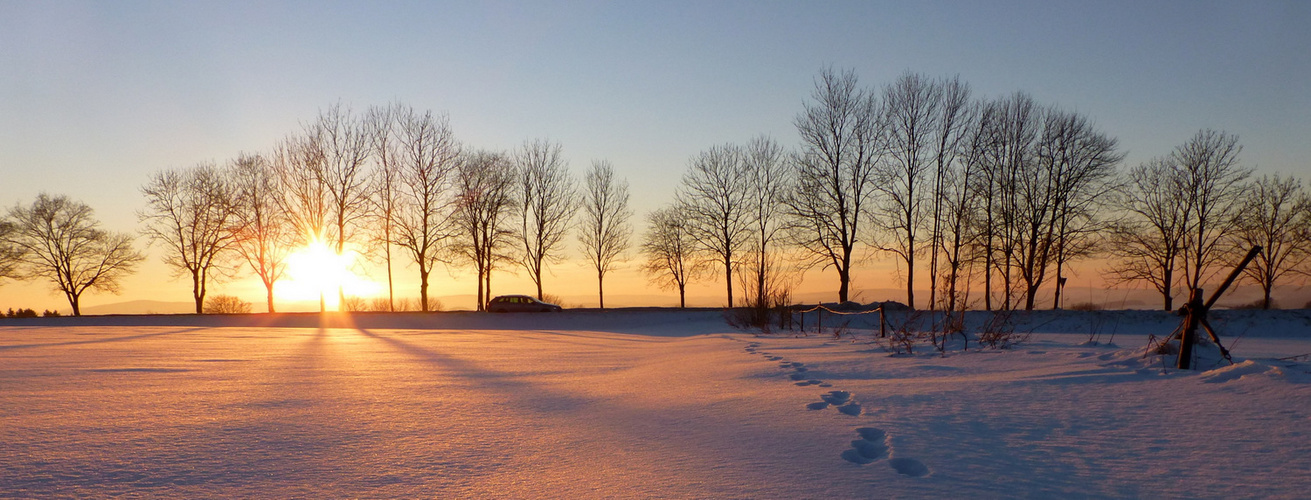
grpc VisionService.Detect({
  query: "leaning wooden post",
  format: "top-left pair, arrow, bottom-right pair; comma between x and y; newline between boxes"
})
817,308 -> 823,335
1178,288 -> 1204,370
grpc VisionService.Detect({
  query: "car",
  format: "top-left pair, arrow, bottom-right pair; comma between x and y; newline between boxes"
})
486,295 -> 563,313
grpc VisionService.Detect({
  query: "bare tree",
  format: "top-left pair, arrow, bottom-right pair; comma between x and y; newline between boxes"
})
742,135 -> 791,308
391,106 -> 461,312
366,104 -> 402,311
641,205 -> 700,308
452,150 -> 516,311
305,103 -> 374,308
678,144 -> 752,307
230,153 -> 291,313
7,194 -> 143,316
1229,174 -> 1311,309
140,163 -> 241,314
1175,129 -> 1250,291
272,134 -> 330,310
1108,158 -> 1189,310
0,218 -> 23,284
580,160 -> 632,309
878,71 -> 941,309
786,67 -> 884,303
926,76 -> 973,311
1040,110 -> 1123,309
973,92 -> 1039,310
514,139 -> 578,300
937,100 -> 986,315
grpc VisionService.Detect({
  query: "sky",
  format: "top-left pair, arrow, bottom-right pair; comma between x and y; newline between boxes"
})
2,0 -> 1309,312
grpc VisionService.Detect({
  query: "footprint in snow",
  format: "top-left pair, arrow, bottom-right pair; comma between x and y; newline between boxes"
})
821,390 -> 850,405
816,391 -> 863,416
842,427 -> 889,464
889,457 -> 930,477
795,379 -> 824,386
807,402 -> 830,410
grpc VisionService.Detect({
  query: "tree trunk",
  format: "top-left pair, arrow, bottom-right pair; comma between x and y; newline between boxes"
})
420,271 -> 430,312
1162,268 -> 1174,311
69,292 -> 81,317
266,285 -> 275,313
679,283 -> 686,309
193,272 -> 204,314
724,258 -> 734,308
386,242 -> 395,312
476,269 -> 485,311
598,270 -> 605,309
838,267 -> 850,303
907,256 -> 916,310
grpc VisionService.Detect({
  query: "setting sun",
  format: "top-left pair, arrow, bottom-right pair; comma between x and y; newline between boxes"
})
281,240 -> 381,310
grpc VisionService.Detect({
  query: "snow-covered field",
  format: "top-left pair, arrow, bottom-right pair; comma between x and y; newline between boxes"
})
2,310 -> 1308,498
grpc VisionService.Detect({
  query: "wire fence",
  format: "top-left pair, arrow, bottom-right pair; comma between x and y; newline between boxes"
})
791,305 -> 888,338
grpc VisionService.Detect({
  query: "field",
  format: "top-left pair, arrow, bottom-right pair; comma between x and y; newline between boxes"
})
2,310 -> 1309,498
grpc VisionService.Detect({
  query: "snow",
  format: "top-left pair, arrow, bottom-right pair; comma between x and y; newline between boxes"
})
1,310 -> 1308,498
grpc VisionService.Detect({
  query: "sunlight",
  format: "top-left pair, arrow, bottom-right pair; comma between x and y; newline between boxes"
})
281,240 -> 381,310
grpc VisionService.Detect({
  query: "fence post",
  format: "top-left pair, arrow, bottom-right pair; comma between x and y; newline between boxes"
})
817,309 -> 823,335
879,307 -> 886,338
1178,288 -> 1203,370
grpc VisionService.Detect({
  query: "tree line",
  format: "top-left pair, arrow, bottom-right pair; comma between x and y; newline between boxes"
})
644,69 -> 1308,315
2,69 -> 1307,316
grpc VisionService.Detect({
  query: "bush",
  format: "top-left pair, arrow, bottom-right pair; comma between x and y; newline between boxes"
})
4,308 -> 38,318
203,295 -> 252,314
726,288 -> 794,333
42,310 -> 60,317
341,295 -> 369,312
1067,301 -> 1103,311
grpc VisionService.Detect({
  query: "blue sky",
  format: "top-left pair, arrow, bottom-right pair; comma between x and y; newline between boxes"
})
2,0 -> 1309,310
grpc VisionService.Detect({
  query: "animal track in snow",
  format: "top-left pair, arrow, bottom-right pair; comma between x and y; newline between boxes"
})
795,379 -> 825,386
837,403 -> 862,416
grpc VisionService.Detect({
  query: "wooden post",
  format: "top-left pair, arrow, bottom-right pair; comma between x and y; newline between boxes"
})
879,307 -> 887,338
817,309 -> 823,335
1178,288 -> 1204,370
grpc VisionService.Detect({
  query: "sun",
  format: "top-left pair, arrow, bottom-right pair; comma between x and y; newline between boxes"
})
281,240 -> 380,310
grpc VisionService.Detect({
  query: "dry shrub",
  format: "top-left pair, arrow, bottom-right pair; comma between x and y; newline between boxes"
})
976,310 -> 1030,349
1067,301 -> 1103,311
541,294 -> 570,309
369,297 -> 394,312
204,295 -> 251,314
884,311 -> 925,355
